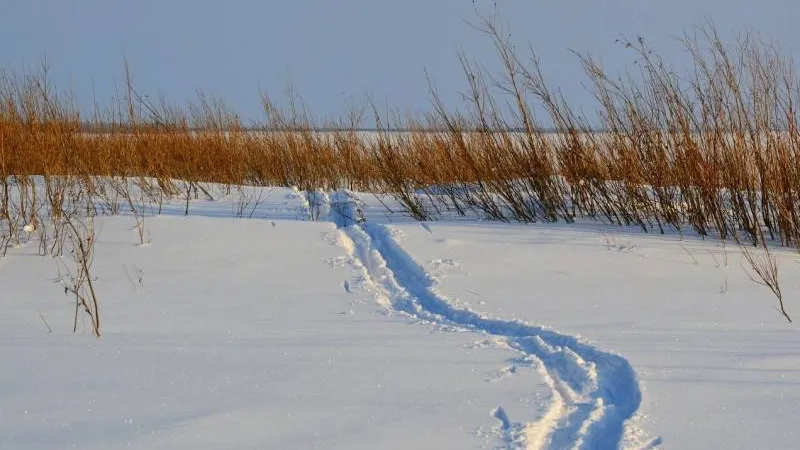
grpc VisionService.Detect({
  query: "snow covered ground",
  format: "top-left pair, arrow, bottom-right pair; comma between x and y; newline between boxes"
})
388,221 -> 800,449
2,186 -> 799,449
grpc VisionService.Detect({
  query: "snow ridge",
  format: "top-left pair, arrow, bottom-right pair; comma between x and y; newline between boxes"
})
330,192 -> 644,450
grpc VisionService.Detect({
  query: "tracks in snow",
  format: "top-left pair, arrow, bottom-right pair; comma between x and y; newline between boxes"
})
328,192 -> 646,450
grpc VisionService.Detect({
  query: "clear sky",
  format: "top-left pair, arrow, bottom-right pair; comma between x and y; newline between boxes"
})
3,1 -> 799,124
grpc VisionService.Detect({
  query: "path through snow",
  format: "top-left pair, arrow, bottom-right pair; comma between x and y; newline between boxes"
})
328,191 -> 651,450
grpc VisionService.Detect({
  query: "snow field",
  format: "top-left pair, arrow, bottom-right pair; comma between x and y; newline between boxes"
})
2,185 -> 799,449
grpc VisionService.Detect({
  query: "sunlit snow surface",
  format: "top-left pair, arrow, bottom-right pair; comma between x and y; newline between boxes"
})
2,186 -> 799,449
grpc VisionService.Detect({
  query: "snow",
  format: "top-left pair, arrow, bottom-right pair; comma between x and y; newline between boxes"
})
2,186 -> 800,449
388,221 -> 800,449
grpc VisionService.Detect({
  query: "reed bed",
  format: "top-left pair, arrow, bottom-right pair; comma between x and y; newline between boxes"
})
4,20 -> 799,323
2,23 -> 800,248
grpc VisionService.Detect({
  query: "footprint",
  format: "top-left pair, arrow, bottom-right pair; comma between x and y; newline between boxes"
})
487,365 -> 519,382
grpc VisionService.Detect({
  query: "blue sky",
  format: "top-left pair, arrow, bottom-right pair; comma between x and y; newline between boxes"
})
3,1 -> 799,124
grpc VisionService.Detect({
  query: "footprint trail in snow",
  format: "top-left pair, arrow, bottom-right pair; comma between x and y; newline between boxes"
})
327,191 -> 653,450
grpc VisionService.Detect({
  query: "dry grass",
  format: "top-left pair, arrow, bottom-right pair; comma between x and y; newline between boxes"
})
3,25 -> 800,238
1,20 -> 798,322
